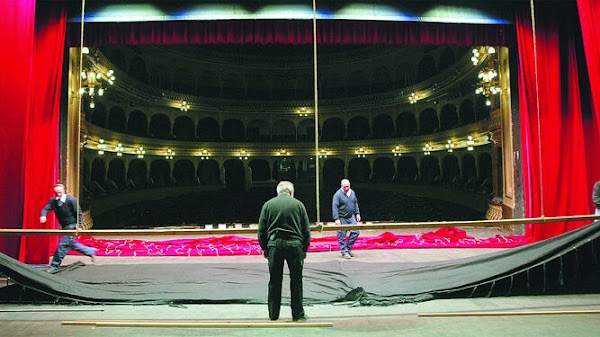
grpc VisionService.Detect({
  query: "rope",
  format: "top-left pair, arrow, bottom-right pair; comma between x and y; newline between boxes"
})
530,0 -> 545,216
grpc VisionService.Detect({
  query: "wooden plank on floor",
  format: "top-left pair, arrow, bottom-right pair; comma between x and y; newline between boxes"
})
62,319 -> 333,328
0,308 -> 104,312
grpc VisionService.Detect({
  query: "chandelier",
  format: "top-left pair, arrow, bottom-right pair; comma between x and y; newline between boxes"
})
472,47 -> 500,106
79,47 -> 115,109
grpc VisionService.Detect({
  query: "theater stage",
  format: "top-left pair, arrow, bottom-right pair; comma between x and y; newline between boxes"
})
1,223 -> 599,306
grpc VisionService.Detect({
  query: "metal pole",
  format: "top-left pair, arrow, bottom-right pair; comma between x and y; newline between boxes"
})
312,0 -> 321,226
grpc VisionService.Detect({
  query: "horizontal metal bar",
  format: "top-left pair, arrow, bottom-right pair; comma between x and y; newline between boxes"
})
1,215 -> 598,236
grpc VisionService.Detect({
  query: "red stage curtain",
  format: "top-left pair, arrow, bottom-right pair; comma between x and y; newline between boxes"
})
0,1 -> 36,258
70,20 -> 516,47
577,0 -> 600,211
17,3 -> 67,264
516,3 -> 592,240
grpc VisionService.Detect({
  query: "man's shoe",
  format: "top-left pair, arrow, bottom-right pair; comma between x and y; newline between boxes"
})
348,251 -> 356,257
342,253 -> 351,259
293,315 -> 308,322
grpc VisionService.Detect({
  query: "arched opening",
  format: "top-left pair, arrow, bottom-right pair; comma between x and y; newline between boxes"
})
90,158 -> 106,187
272,157 -> 296,182
420,156 -> 440,185
321,118 -> 345,141
396,156 -> 418,183
348,158 -> 371,183
223,159 -> 245,191
197,159 -> 221,185
323,158 -> 345,186
149,113 -> 171,139
249,159 -> 271,181
127,159 -> 148,189
440,104 -> 459,131
396,112 -> 417,137
127,110 -> 148,137
297,119 -> 315,142
347,116 -> 370,140
149,160 -> 171,187
372,157 -> 395,183
173,116 -> 195,141
272,119 -> 296,142
372,114 -> 394,139
173,159 -> 196,186
90,103 -> 107,127
222,119 -> 245,141
441,155 -> 461,186
459,99 -> 476,125
197,117 -> 220,141
419,108 -> 439,134
462,154 -> 477,192
107,106 -> 126,133
247,119 -> 270,142
107,159 -> 126,190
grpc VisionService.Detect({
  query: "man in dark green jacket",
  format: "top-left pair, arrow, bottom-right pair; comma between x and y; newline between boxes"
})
258,181 -> 310,322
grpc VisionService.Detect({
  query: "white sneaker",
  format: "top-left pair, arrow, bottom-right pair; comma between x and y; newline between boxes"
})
342,253 -> 351,259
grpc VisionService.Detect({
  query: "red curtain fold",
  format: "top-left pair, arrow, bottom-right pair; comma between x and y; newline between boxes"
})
70,20 -> 516,47
17,3 -> 67,264
516,4 -> 592,240
0,0 -> 36,258
577,0 -> 600,211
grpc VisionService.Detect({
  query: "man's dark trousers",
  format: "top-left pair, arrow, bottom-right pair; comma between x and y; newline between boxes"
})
267,237 -> 305,320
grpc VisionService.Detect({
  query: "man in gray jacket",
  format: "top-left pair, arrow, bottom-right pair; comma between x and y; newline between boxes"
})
332,179 -> 361,259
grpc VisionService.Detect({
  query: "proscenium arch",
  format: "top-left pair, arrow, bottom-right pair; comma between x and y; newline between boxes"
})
72,1 -> 519,228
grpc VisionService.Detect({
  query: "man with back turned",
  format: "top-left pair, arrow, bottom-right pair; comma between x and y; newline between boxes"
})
258,181 -> 310,322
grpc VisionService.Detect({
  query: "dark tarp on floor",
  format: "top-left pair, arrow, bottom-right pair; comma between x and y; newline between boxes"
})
1,221 -> 599,306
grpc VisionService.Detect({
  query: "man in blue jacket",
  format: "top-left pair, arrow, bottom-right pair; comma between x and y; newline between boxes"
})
332,179 -> 361,259
40,184 -> 96,270
258,181 -> 310,322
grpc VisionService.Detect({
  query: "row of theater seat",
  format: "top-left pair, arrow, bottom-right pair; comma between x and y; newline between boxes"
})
91,185 -> 486,229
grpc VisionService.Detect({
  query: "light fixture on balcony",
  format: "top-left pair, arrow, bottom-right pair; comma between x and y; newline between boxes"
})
318,149 -> 330,158
392,145 -> 402,157
136,146 -> 145,158
97,138 -> 106,155
408,92 -> 419,104
237,150 -> 250,160
445,140 -> 455,153
423,143 -> 433,155
276,149 -> 290,156
467,136 -> 475,151
199,149 -> 212,160
115,143 -> 124,156
355,147 -> 368,158
79,47 -> 115,109
179,101 -> 190,111
164,148 -> 175,160
296,107 -> 310,117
